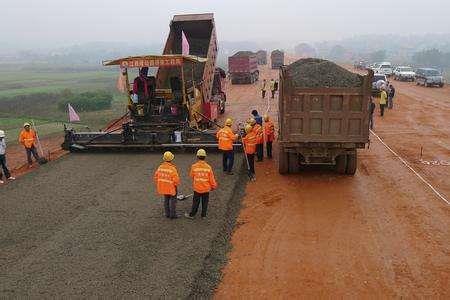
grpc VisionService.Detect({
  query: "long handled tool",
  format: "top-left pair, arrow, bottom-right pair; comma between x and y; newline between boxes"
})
31,120 -> 48,165
193,110 -> 223,129
176,193 -> 193,201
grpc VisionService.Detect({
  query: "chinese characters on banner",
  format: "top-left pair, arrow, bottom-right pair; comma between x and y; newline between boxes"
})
120,58 -> 183,68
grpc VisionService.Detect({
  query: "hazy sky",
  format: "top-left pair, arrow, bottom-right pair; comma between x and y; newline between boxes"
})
1,0 -> 450,48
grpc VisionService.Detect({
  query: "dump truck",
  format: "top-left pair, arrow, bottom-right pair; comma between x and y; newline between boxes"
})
228,51 -> 259,84
278,58 -> 373,175
271,50 -> 285,69
62,13 -> 235,151
256,50 -> 267,65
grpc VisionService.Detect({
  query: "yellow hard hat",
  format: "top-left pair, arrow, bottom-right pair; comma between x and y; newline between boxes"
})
197,148 -> 207,157
244,124 -> 252,133
249,118 -> 256,125
163,151 -> 174,162
225,118 -> 233,126
264,115 -> 270,121
23,122 -> 31,127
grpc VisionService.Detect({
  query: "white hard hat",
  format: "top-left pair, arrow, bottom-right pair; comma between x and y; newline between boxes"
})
0,130 -> 5,138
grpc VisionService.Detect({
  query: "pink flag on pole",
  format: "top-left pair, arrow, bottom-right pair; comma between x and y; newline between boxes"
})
68,103 -> 80,122
181,30 -> 190,56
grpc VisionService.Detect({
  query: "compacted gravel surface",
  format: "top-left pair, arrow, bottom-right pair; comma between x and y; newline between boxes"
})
0,152 -> 245,298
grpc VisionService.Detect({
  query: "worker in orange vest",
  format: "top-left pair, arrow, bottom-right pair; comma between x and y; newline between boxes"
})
250,118 -> 264,162
154,151 -> 180,219
242,124 -> 257,180
18,122 -> 40,168
216,118 -> 238,175
185,149 -> 217,219
263,115 -> 275,159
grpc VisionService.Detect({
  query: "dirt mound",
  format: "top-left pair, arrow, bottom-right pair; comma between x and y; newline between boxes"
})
286,58 -> 363,88
233,51 -> 255,57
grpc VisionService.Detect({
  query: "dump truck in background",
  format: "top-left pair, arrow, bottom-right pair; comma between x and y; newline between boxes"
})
256,50 -> 267,65
271,50 -> 285,69
278,58 -> 373,175
228,51 -> 259,84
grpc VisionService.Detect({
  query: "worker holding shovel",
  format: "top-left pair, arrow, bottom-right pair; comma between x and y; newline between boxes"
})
185,149 -> 217,219
154,151 -> 180,219
19,123 -> 41,168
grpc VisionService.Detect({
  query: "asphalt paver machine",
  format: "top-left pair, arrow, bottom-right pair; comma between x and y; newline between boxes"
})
62,14 -> 233,151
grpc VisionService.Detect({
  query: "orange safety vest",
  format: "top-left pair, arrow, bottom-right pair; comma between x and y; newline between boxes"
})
253,124 -> 263,144
190,160 -> 218,193
153,162 -> 180,196
264,121 -> 275,142
216,126 -> 237,151
19,129 -> 36,149
242,131 -> 257,154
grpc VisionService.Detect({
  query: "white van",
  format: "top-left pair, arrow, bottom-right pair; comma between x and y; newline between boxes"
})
375,62 -> 393,77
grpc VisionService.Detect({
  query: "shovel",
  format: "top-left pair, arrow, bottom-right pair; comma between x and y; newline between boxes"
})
176,193 -> 193,201
31,120 -> 48,165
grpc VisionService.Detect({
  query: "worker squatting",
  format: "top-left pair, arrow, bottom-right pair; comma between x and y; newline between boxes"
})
153,115 -> 275,219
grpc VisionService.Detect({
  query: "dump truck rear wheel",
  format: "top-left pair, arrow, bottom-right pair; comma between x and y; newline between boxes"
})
335,154 -> 347,174
288,153 -> 300,173
346,153 -> 357,175
278,147 -> 289,174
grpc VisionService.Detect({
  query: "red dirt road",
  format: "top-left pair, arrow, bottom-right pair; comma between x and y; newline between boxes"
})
216,64 -> 450,298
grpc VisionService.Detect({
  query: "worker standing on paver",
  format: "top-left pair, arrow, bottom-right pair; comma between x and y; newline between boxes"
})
270,78 -> 276,98
185,149 -> 217,219
251,110 -> 263,125
250,118 -> 264,162
216,118 -> 238,175
19,123 -> 40,168
388,84 -> 395,109
154,151 -> 180,219
0,130 -> 15,184
263,115 -> 275,159
261,79 -> 267,99
379,88 -> 388,117
242,124 -> 257,180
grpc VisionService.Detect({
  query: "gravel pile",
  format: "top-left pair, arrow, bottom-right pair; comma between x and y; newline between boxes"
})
232,51 -> 255,57
286,58 -> 363,88
0,153 -> 246,298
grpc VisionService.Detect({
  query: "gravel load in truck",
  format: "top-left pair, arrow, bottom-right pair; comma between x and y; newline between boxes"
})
285,58 -> 363,88
232,51 -> 255,57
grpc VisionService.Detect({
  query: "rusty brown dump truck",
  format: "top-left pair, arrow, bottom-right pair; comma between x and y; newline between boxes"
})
278,58 -> 373,175
271,49 -> 284,69
256,50 -> 267,65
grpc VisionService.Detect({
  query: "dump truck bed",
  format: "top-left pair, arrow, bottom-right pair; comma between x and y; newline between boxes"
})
277,59 -> 373,175
279,70 -> 371,145
228,52 -> 258,74
271,50 -> 284,69
158,13 -> 217,104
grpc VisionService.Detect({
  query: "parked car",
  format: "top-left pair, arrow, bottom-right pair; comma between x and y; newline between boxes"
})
415,68 -> 445,87
371,73 -> 387,94
375,62 -> 393,76
354,61 -> 367,70
367,62 -> 380,71
393,66 -> 415,81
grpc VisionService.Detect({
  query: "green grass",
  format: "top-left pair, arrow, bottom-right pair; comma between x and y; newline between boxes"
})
0,69 -> 117,98
0,64 -> 130,142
